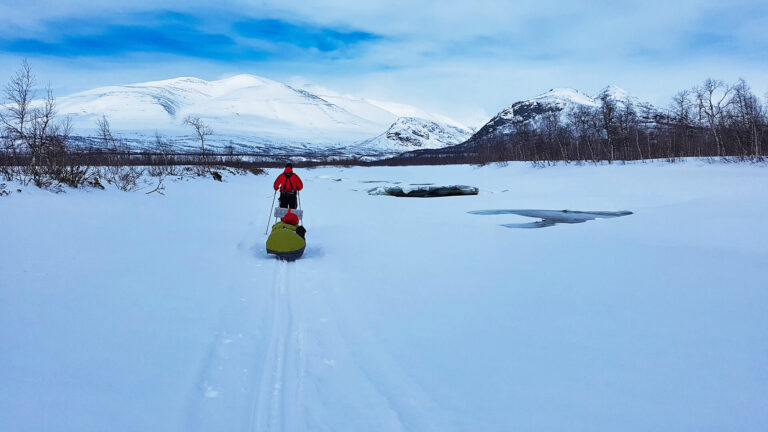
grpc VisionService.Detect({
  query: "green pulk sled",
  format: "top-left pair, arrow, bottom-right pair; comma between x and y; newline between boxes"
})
266,208 -> 306,260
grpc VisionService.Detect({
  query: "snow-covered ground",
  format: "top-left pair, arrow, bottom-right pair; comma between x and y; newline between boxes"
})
1,161 -> 767,431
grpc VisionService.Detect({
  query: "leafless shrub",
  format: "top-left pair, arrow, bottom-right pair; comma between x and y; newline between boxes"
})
147,131 -> 179,177
247,167 -> 267,175
145,177 -> 165,195
95,116 -> 144,191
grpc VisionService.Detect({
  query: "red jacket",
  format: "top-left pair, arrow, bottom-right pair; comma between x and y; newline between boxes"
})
273,167 -> 303,192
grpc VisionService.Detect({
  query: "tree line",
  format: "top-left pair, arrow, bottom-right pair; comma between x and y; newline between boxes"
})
466,78 -> 767,164
0,61 -> 265,192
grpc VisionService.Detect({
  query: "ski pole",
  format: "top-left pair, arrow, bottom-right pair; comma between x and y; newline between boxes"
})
264,189 -> 277,235
297,190 -> 302,223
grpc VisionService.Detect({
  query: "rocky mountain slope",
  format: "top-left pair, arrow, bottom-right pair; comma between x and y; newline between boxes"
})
353,117 -> 474,154
466,85 -> 658,145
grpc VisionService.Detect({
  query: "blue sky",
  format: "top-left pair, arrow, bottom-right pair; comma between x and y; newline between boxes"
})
0,0 -> 766,125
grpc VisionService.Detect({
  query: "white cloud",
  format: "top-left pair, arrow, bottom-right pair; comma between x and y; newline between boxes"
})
1,0 -> 766,125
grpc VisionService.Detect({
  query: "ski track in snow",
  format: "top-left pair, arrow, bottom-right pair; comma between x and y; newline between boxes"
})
251,260 -> 305,432
245,256 -> 450,432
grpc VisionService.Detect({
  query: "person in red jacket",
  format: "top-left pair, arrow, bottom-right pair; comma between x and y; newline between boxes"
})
273,163 -> 303,209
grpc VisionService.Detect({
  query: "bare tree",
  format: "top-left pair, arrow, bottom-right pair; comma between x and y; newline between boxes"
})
1,59 -> 34,141
598,93 -> 619,162
27,86 -> 61,186
726,79 -> 764,158
694,78 -> 732,157
669,90 -> 695,158
183,115 -> 213,174
568,105 -> 599,162
0,59 -> 35,183
538,112 -> 570,162
0,60 -> 80,187
145,131 -> 175,194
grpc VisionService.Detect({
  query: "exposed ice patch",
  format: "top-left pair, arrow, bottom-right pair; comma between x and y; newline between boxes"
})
368,185 -> 478,197
469,209 -> 633,228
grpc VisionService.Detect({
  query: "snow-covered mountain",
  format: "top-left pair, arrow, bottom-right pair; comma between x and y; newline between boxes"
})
467,85 -> 658,143
49,74 -> 470,155
354,117 -> 473,153
594,85 -> 658,117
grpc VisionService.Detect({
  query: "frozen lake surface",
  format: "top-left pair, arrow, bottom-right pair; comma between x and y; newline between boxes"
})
1,161 -> 767,432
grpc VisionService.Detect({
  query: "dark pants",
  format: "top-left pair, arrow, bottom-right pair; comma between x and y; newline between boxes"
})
279,191 -> 298,209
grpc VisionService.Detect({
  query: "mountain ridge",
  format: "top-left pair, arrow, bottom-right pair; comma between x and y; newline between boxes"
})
49,74 -> 472,155
463,85 -> 659,147
36,77 -> 661,159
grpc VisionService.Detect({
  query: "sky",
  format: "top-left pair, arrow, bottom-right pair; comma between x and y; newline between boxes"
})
0,0 -> 766,126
